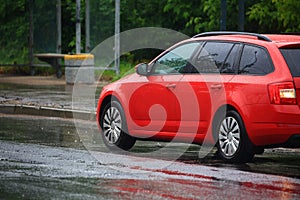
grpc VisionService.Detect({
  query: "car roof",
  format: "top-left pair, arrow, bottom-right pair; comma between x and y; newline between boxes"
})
191,32 -> 300,48
265,34 -> 300,48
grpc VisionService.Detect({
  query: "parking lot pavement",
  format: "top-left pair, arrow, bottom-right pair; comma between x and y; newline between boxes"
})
1,134 -> 300,199
1,113 -> 299,179
0,75 -> 107,119
0,75 -> 73,110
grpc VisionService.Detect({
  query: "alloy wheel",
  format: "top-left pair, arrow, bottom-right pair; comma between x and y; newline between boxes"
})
218,116 -> 241,157
102,106 -> 122,144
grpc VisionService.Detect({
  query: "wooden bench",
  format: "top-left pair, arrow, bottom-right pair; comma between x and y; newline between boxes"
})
34,53 -> 66,78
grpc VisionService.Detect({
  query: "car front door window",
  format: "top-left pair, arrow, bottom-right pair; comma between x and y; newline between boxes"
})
153,42 -> 200,75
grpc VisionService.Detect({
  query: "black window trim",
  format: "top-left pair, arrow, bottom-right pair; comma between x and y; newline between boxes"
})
148,40 -> 275,76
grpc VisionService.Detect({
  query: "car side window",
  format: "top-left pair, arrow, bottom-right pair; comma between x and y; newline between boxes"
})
239,45 -> 274,75
193,42 -> 234,73
152,42 -> 200,75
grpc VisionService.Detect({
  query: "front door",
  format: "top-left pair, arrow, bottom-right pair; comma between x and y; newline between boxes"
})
128,42 -> 201,138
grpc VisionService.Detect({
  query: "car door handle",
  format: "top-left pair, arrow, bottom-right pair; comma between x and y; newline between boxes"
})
166,84 -> 176,89
210,84 -> 222,90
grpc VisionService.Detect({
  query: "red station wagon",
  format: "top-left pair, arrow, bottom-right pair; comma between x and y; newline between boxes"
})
96,32 -> 300,163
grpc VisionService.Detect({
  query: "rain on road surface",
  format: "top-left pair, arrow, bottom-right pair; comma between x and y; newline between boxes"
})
0,114 -> 300,199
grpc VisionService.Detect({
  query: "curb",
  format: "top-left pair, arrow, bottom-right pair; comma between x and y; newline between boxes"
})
0,104 -> 96,121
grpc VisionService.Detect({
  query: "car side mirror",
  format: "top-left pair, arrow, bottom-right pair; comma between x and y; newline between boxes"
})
135,63 -> 150,76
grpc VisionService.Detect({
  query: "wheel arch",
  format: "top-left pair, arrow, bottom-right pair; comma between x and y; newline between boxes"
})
212,104 -> 259,158
98,94 -> 123,127
98,94 -> 136,150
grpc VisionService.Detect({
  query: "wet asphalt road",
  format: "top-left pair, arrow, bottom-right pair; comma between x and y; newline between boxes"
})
0,114 -> 300,199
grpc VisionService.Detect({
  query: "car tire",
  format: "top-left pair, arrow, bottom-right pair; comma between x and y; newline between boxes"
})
100,100 -> 136,151
216,110 -> 254,163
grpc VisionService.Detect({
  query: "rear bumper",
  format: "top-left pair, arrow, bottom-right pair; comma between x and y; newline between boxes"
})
247,122 -> 300,147
282,134 -> 300,148
243,104 -> 300,146
263,134 -> 300,148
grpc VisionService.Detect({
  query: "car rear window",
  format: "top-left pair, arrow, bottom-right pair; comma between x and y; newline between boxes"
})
280,49 -> 300,77
239,45 -> 274,75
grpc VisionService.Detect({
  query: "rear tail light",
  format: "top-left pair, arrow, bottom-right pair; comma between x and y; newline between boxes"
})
268,82 -> 297,105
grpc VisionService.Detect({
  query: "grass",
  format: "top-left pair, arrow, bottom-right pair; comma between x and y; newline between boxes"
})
96,61 -> 138,82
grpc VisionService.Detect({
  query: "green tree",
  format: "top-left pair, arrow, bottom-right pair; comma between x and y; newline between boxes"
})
163,0 -> 240,35
0,0 -> 29,64
247,0 -> 300,33
275,0 -> 300,32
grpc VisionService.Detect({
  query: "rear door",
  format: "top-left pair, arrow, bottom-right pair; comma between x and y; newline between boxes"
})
280,47 -> 300,106
175,41 -> 238,136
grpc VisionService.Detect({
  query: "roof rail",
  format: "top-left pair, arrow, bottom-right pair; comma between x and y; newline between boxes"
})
280,32 -> 300,36
193,31 -> 272,42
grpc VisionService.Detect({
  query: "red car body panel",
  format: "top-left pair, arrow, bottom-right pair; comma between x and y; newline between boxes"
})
97,34 -> 300,148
